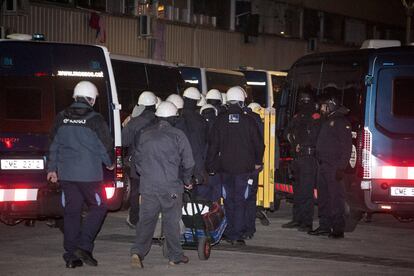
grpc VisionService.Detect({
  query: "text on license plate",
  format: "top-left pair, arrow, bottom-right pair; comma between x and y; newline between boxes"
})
390,187 -> 414,197
0,159 -> 44,170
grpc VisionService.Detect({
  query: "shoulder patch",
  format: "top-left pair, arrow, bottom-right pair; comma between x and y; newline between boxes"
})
229,114 -> 240,123
312,113 -> 321,120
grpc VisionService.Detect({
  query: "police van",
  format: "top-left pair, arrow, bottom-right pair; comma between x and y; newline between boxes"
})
276,40 -> 414,229
111,54 -> 185,122
179,66 -> 248,97
0,38 -> 125,226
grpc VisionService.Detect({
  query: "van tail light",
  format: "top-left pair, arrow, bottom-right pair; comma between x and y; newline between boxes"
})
104,187 -> 115,200
357,127 -> 372,179
382,166 -> 397,179
115,146 -> 123,180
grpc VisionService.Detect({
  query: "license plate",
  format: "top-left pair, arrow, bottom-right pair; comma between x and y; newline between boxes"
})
390,187 -> 414,197
0,159 -> 44,170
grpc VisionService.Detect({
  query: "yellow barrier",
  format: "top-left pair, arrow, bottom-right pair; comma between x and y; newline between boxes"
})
255,107 -> 276,209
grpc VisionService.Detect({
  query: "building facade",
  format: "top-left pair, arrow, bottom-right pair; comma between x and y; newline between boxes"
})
0,0 -> 407,70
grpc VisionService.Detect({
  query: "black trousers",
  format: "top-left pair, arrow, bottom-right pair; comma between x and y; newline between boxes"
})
317,164 -> 346,232
61,181 -> 107,261
129,177 -> 140,225
292,156 -> 317,226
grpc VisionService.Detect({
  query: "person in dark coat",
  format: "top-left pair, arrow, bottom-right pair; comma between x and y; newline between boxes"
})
47,81 -> 114,268
206,86 -> 265,245
282,93 -> 321,232
206,89 -> 227,115
309,94 -> 352,239
175,87 -> 209,186
130,101 -> 195,268
122,91 -> 157,228
197,104 -> 221,201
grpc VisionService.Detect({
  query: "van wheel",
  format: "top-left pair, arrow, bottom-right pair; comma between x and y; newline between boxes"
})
121,176 -> 131,211
344,201 -> 363,232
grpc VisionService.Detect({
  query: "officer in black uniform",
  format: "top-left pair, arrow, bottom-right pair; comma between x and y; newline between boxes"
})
308,94 -> 352,239
122,91 -> 157,228
206,86 -> 264,245
282,93 -> 321,232
175,87 -> 209,186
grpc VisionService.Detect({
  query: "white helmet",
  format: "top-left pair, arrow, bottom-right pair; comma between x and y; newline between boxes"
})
221,93 -> 227,105
226,86 -> 246,102
166,94 -> 184,109
197,94 -> 206,107
248,102 -> 262,112
200,104 -> 218,116
138,91 -> 157,106
206,89 -> 222,101
155,101 -> 178,118
183,87 -> 201,100
73,81 -> 98,100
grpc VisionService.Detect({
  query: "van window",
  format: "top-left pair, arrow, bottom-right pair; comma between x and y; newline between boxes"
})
6,88 -> 42,120
179,67 -> 202,91
206,71 -> 247,93
376,68 -> 414,135
271,75 -> 285,108
0,42 -> 111,134
146,64 -> 185,99
111,60 -> 147,118
392,78 -> 414,117
242,71 -> 267,107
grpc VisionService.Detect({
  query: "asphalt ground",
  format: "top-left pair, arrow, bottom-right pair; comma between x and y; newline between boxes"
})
1,200 -> 414,275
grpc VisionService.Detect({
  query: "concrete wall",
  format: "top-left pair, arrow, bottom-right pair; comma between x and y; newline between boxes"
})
1,3 -> 349,71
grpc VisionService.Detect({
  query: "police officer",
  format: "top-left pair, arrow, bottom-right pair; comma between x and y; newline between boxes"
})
122,91 -> 157,228
197,104 -> 221,201
206,89 -> 226,115
130,101 -> 195,268
308,94 -> 352,239
243,102 -> 267,237
175,87 -> 209,186
47,81 -> 114,268
282,93 -> 321,232
207,86 -> 265,245
200,104 -> 218,135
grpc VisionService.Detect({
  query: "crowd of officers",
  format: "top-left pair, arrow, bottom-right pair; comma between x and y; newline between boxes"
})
46,80 -> 352,269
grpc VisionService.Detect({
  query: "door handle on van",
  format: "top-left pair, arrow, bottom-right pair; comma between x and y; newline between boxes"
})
111,103 -> 122,110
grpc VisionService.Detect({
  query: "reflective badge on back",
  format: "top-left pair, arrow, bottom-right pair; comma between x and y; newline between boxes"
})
229,114 -> 240,123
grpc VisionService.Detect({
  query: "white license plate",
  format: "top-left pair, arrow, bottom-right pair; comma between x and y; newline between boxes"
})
0,159 -> 44,170
390,187 -> 414,197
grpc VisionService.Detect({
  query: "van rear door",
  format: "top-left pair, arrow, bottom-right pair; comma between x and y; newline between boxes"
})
368,52 -> 414,206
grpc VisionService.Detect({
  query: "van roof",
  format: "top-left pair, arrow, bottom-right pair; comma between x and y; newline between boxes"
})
179,65 -> 245,77
0,39 -> 110,53
291,46 -> 414,68
110,54 -> 177,67
240,68 -> 288,76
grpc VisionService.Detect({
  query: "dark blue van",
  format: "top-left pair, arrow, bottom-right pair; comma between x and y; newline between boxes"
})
0,40 -> 125,226
276,42 -> 414,230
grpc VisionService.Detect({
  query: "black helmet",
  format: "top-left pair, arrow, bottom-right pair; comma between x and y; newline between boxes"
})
298,93 -> 312,105
319,94 -> 339,113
